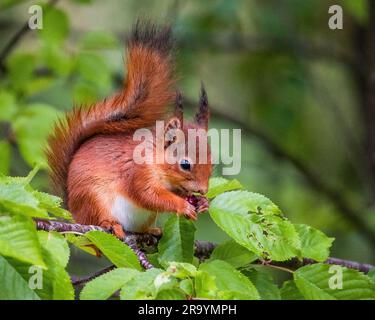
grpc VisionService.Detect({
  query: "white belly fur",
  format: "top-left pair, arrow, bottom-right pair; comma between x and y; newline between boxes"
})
111,195 -> 155,232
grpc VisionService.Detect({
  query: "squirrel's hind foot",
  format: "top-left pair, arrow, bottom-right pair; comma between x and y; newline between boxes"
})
100,220 -> 126,240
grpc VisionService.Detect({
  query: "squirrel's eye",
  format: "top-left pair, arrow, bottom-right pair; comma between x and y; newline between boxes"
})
179,159 -> 191,171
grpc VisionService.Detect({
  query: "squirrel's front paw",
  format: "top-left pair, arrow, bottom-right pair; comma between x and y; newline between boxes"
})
196,196 -> 209,213
186,195 -> 209,213
178,201 -> 197,221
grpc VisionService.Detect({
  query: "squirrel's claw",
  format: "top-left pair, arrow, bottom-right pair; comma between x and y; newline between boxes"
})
196,196 -> 209,213
181,202 -> 198,221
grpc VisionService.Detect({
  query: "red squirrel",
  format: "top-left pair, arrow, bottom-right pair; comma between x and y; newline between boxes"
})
46,21 -> 212,239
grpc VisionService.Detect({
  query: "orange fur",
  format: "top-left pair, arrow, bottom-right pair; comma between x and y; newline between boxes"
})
46,21 -> 212,238
46,22 -> 175,200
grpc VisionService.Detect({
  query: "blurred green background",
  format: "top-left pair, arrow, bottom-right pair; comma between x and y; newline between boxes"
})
0,0 -> 374,279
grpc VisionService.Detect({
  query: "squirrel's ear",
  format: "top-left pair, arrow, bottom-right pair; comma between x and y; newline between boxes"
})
174,90 -> 183,126
164,117 -> 182,148
195,82 -> 209,131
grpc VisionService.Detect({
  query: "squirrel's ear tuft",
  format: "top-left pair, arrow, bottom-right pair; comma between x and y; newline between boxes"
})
174,90 -> 183,125
195,82 -> 210,130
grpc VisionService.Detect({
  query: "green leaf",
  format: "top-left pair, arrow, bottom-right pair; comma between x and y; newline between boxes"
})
153,271 -> 179,292
0,140 -> 11,175
37,231 -> 70,268
209,191 -> 300,261
368,269 -> 375,282
41,45 -> 72,76
120,268 -> 163,300
294,263 -> 375,300
0,169 -> 66,219
280,280 -> 305,300
206,177 -> 243,198
209,240 -> 257,267
146,253 -> 163,268
0,255 -> 41,300
156,289 -> 186,300
0,176 -> 48,218
80,31 -> 119,50
40,246 -> 74,300
73,81 -> 100,105
158,215 -> 196,265
12,103 -> 61,168
179,278 -> 194,296
199,260 -> 260,300
0,215 -> 72,300
38,7 -> 69,45
7,53 -> 36,93
24,77 -> 54,97
166,261 -> 197,279
66,234 -> 100,256
80,268 -> 140,300
0,215 -> 46,268
33,191 -> 72,220
85,231 -> 141,270
343,0 -> 368,24
211,190 -> 282,216
0,90 -> 17,121
242,269 -> 281,300
194,270 -> 218,299
75,52 -> 111,89
295,224 -> 334,261
0,0 -> 28,10
7,249 -> 74,300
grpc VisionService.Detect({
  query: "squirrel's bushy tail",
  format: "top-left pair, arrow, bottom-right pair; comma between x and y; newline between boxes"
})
46,20 -> 175,199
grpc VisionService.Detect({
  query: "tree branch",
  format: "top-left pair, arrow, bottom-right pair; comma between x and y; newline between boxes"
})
33,218 -> 374,288
34,218 -> 106,233
34,218 -> 156,270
